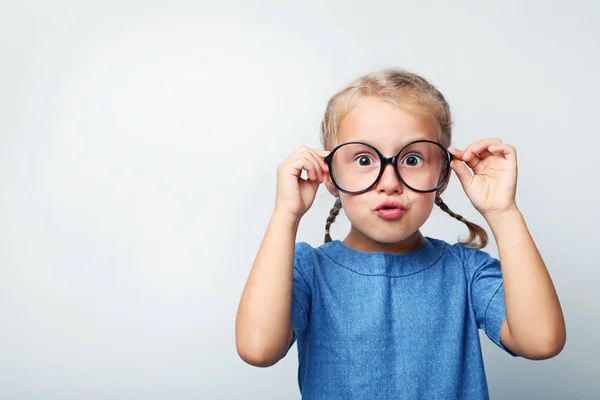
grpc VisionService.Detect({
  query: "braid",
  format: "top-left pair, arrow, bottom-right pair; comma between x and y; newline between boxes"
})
324,198 -> 342,243
435,196 -> 488,249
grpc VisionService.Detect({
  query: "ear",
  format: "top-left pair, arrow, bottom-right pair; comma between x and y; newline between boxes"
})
324,175 -> 339,198
437,166 -> 452,195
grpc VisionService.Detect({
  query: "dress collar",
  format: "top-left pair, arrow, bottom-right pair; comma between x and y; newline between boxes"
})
318,237 -> 446,277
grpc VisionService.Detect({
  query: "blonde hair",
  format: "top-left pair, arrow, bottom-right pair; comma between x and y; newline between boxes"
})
321,68 -> 488,249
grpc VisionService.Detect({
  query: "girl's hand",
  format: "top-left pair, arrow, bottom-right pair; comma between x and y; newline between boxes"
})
274,146 -> 330,219
447,139 -> 518,218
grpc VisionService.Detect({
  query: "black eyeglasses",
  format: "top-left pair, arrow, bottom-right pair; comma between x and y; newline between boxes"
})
324,140 -> 453,194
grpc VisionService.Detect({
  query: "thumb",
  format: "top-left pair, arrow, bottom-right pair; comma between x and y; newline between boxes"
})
450,160 -> 472,191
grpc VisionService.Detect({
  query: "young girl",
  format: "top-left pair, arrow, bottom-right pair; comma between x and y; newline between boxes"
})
235,68 -> 566,399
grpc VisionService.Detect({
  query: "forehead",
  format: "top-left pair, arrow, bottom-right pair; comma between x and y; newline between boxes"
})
336,96 -> 440,153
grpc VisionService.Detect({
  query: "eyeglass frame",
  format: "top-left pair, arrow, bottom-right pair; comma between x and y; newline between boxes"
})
323,139 -> 454,194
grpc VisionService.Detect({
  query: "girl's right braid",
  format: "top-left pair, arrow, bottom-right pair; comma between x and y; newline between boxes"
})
435,195 -> 488,249
324,198 -> 342,243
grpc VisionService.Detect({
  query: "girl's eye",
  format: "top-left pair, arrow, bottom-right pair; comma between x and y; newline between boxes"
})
402,154 -> 423,167
355,155 -> 375,166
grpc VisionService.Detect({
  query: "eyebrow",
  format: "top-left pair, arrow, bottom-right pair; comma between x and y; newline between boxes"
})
344,135 -> 433,150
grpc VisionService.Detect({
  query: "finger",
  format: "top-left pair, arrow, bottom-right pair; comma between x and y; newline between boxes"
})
294,146 -> 331,161
301,156 -> 321,182
447,146 -> 465,159
463,138 -> 502,160
291,145 -> 325,158
304,152 -> 326,182
290,146 -> 309,156
448,145 -> 485,160
487,143 -> 517,161
285,154 -> 317,181
477,149 -> 493,159
449,146 -> 483,170
294,146 -> 330,174
290,147 -> 324,180
312,148 -> 332,158
306,148 -> 330,173
295,154 -> 322,182
450,159 -> 473,190
302,150 -> 329,182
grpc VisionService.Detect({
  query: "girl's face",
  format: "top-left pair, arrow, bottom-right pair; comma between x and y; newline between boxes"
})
330,96 -> 444,253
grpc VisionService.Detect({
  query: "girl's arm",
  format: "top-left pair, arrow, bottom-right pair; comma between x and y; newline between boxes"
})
486,207 -> 566,359
235,146 -> 329,367
235,210 -> 299,367
448,139 -> 566,360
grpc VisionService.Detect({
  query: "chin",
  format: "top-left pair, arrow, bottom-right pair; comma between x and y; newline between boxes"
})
360,225 -> 421,245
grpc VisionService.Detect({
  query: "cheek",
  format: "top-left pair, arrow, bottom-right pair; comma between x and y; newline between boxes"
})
409,194 -> 437,221
338,194 -> 370,221
340,193 -> 368,209
405,192 -> 436,208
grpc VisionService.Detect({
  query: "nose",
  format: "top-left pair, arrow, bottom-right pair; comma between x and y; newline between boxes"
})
376,163 -> 404,195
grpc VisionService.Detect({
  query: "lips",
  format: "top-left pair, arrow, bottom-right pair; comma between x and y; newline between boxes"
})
375,201 -> 406,212
375,201 -> 405,220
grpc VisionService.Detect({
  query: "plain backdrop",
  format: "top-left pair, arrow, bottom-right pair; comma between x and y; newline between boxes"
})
1,1 -> 599,399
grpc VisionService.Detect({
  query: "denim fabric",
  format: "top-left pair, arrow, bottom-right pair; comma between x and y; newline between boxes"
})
289,237 -> 518,399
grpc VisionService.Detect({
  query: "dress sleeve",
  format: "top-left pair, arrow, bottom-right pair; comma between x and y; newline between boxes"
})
288,242 -> 313,349
465,246 -> 520,357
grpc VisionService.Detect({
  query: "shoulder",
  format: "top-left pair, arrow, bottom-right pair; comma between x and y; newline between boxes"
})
427,237 -> 499,279
293,241 -> 325,281
294,241 -> 321,263
294,240 -> 341,275
294,241 -> 339,261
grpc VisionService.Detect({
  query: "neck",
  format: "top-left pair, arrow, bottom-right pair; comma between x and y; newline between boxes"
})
342,228 -> 425,254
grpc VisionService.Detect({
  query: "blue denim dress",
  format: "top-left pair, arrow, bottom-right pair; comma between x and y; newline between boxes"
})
289,237 -> 518,399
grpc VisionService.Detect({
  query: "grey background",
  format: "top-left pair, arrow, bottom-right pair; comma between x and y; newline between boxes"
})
1,0 -> 599,399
